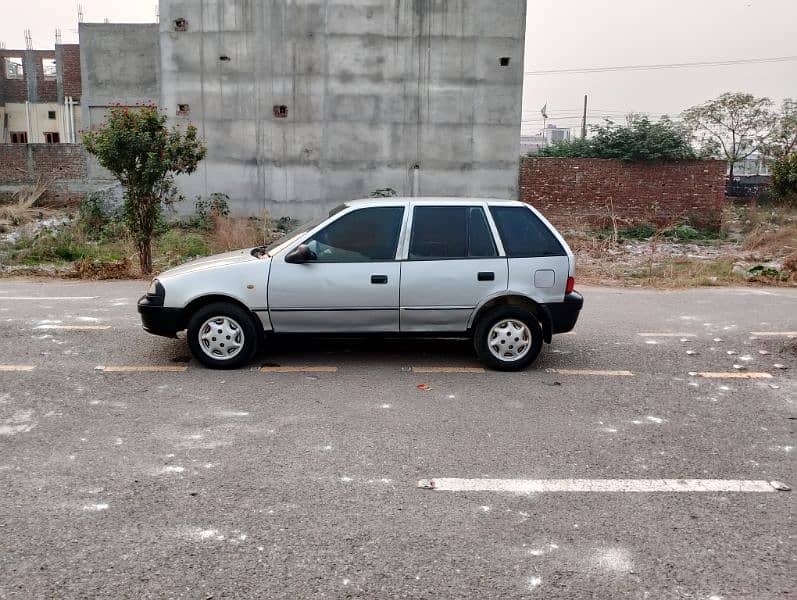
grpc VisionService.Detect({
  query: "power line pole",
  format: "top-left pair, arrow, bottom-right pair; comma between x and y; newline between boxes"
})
581,95 -> 588,139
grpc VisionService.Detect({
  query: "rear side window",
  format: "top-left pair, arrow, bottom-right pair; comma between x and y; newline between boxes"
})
489,206 -> 566,258
410,206 -> 497,260
305,206 -> 404,262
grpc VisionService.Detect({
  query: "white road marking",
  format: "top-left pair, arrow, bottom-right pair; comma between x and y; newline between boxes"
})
0,296 -> 98,301
637,333 -> 696,337
412,367 -> 486,373
418,478 -> 778,493
547,369 -> 633,377
97,365 -> 188,373
750,331 -> 797,337
0,365 -> 36,372
696,372 -> 773,379
35,325 -> 111,331
260,366 -> 338,373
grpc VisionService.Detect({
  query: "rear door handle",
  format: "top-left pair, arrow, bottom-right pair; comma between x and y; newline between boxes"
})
478,272 -> 495,281
371,275 -> 388,284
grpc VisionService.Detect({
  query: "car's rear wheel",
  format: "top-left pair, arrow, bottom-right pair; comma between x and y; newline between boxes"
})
474,306 -> 543,371
187,302 -> 258,369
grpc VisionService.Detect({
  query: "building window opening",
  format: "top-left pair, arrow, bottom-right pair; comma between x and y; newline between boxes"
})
4,57 -> 24,79
48,110 -> 56,119
273,105 -> 288,118
42,58 -> 57,79
10,132 -> 28,144
177,103 -> 190,116
174,18 -> 188,31
44,132 -> 60,144
499,57 -> 511,67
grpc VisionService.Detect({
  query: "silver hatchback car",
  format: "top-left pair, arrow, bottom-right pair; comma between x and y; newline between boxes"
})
138,198 -> 583,371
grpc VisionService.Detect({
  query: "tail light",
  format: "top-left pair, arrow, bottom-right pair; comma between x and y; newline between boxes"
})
566,276 -> 575,294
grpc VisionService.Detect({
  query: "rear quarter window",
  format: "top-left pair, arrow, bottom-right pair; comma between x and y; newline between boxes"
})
489,206 -> 566,258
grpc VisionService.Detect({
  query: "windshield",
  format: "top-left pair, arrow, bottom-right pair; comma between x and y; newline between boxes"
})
260,204 -> 348,257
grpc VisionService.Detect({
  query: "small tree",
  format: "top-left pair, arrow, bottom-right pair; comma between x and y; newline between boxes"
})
762,98 -> 797,159
83,105 -> 207,274
683,92 -> 776,178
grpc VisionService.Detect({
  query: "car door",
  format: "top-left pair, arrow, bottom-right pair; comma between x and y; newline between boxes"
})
400,205 -> 508,332
268,206 -> 406,332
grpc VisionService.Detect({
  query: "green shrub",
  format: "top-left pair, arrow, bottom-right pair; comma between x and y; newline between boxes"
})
156,229 -> 210,262
532,115 -> 696,161
770,153 -> 797,206
194,193 -> 231,230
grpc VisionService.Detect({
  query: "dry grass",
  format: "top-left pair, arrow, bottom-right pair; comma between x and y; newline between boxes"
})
0,180 -> 52,226
208,216 -> 270,252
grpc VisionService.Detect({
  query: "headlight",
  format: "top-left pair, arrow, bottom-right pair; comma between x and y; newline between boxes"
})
147,279 -> 163,296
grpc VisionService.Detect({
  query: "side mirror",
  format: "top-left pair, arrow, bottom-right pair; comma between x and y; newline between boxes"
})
285,244 -> 316,264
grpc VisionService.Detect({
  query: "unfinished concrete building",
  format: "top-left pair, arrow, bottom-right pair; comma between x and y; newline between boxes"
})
0,43 -> 81,144
81,0 -> 527,218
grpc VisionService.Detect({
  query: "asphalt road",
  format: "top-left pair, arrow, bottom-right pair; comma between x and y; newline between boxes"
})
0,279 -> 795,599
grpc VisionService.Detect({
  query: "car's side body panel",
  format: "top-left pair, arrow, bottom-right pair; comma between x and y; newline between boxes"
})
267,260 -> 402,332
400,258 -> 509,331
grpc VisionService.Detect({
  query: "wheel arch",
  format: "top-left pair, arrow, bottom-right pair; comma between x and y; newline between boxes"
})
468,294 -> 553,343
183,294 -> 264,334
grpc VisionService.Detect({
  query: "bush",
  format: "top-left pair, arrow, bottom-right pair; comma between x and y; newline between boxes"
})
156,229 -> 210,263
532,115 -> 696,161
77,190 -> 126,241
770,153 -> 797,206
194,193 -> 231,230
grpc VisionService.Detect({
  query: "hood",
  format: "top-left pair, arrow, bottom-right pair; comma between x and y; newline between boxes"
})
158,248 -> 264,279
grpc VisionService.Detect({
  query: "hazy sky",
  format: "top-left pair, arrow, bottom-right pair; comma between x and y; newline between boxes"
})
2,0 -> 794,134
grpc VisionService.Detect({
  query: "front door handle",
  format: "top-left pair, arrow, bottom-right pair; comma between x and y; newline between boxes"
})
371,275 -> 388,284
478,272 -> 495,281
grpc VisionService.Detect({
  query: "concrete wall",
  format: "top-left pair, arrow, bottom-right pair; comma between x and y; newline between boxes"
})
158,0 -> 526,219
519,158 -> 727,231
79,23 -> 161,180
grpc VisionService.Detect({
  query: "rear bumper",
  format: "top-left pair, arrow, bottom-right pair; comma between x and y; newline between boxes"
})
544,291 -> 583,334
137,295 -> 186,338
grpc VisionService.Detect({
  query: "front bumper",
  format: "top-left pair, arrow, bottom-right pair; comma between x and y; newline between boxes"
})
544,291 -> 584,335
137,295 -> 187,338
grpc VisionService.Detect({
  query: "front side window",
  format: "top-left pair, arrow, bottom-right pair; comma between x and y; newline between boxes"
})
409,206 -> 497,260
305,206 -> 404,262
490,206 -> 566,258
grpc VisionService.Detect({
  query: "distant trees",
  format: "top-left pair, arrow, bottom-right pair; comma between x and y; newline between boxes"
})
682,93 -> 777,178
532,115 -> 696,161
83,105 -> 207,274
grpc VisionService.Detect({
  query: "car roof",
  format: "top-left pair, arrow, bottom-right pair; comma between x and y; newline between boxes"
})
344,197 -> 527,208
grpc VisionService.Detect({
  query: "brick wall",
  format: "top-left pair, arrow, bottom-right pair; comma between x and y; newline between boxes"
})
519,158 -> 727,230
0,144 -> 28,183
0,144 -> 87,185
59,44 -> 82,102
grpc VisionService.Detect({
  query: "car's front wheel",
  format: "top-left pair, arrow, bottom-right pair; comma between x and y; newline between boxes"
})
473,306 -> 543,371
187,302 -> 259,369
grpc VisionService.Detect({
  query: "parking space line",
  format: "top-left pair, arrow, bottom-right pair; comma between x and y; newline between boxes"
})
547,369 -> 634,377
750,331 -> 797,337
97,365 -> 188,373
35,325 -> 112,331
412,367 -> 486,373
637,333 -> 696,337
0,296 -> 98,301
696,372 -> 773,379
0,365 -> 36,372
417,478 -> 778,493
260,366 -> 338,373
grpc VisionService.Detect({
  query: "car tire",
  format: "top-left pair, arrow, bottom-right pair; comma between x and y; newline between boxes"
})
187,302 -> 259,369
473,306 -> 544,372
